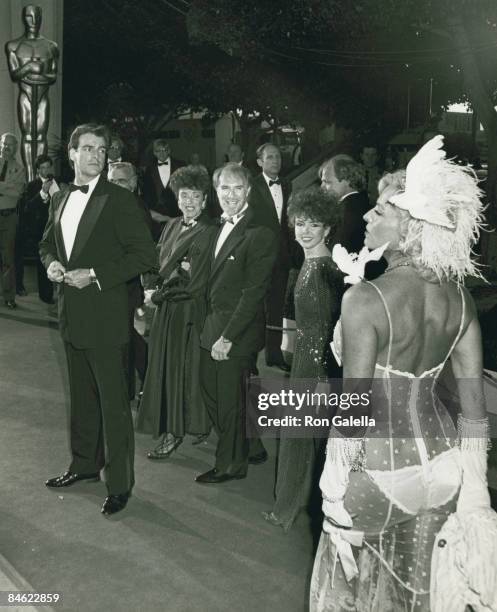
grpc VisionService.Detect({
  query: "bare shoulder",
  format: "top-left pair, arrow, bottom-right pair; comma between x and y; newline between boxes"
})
341,282 -> 384,326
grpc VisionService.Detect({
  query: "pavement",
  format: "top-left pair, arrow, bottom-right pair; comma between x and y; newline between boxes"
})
0,265 -> 314,612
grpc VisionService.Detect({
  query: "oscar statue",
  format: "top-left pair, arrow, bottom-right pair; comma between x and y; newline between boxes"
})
5,5 -> 59,181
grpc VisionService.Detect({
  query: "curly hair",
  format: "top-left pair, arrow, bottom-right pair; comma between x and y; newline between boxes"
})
380,169 -> 485,282
287,185 -> 340,229
169,165 -> 211,198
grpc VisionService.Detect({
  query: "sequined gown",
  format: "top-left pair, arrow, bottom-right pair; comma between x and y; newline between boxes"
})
271,255 -> 343,530
310,281 -> 464,611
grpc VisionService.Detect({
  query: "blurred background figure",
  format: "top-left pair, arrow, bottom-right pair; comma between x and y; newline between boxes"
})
108,161 -> 153,401
24,154 -> 59,304
360,144 -> 382,206
107,135 -> 125,165
0,133 -> 26,309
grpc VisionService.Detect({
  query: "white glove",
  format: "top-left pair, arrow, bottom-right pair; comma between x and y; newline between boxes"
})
320,436 -> 364,529
456,415 -> 491,514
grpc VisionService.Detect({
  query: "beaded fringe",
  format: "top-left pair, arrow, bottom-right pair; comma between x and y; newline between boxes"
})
327,432 -> 365,471
457,415 -> 492,452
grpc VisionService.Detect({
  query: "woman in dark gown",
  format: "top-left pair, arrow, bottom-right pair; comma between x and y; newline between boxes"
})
263,186 -> 344,531
136,166 -> 218,458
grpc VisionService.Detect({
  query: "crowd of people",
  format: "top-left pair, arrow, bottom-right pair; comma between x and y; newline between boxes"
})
1,123 -> 495,609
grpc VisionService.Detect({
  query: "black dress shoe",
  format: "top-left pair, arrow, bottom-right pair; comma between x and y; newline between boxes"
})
249,450 -> 268,465
4,300 -> 16,309
147,435 -> 182,460
266,360 -> 291,373
45,471 -> 100,488
101,492 -> 130,516
16,288 -> 27,297
195,468 -> 246,484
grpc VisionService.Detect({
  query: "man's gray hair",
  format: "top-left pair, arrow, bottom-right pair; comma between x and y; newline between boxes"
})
108,161 -> 137,179
213,162 -> 251,189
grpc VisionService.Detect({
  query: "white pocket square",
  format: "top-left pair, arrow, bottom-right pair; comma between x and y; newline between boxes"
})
228,255 -> 235,260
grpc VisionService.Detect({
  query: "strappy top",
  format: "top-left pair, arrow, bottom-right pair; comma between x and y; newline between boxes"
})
331,280 -> 466,379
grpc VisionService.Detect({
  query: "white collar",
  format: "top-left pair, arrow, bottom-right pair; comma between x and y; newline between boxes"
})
74,173 -> 100,197
221,202 -> 249,224
263,172 -> 280,186
338,190 -> 359,203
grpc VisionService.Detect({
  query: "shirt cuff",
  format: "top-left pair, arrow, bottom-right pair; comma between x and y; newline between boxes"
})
39,189 -> 50,201
89,268 -> 102,291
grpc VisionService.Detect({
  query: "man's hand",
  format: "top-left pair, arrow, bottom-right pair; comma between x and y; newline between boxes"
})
150,210 -> 171,223
41,179 -> 53,194
64,268 -> 93,289
143,289 -> 156,308
47,260 -> 65,283
211,336 -> 232,361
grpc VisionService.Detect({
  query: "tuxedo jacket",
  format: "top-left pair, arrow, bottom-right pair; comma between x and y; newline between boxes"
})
200,208 -> 278,357
339,190 -> 371,254
25,177 -> 52,239
39,176 -> 156,348
248,173 -> 302,269
141,157 -> 184,218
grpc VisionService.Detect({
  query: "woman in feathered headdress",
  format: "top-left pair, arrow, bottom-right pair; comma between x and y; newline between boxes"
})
310,136 -> 495,611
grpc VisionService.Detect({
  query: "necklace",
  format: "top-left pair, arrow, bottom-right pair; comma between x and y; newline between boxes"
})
385,261 -> 412,273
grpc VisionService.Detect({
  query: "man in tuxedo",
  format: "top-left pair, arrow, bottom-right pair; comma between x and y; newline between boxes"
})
360,144 -> 381,206
248,143 -> 296,371
24,154 -> 59,303
197,163 -> 278,484
0,133 -> 26,309
320,154 -> 385,278
319,154 -> 370,254
226,143 -> 244,165
40,124 -> 156,515
141,139 -> 184,239
107,135 -> 125,164
107,161 -> 152,400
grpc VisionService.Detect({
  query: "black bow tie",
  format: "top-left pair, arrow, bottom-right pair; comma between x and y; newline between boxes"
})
69,183 -> 89,194
158,161 -> 169,166
181,219 -> 197,228
269,179 -> 281,187
221,211 -> 245,225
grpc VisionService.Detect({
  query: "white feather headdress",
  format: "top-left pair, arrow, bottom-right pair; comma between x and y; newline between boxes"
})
387,135 -> 486,282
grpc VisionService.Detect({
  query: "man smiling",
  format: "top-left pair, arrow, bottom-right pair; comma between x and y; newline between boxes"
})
197,163 -> 278,484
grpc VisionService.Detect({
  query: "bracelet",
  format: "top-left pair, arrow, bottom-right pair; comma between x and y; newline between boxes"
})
457,414 -> 491,451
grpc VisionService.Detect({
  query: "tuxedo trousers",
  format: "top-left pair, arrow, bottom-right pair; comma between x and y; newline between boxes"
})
200,349 -> 264,475
65,342 -> 134,495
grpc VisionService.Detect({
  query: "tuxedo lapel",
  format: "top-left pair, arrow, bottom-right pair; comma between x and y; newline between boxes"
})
54,190 -> 70,265
209,218 -> 248,279
256,175 -> 280,226
68,180 -> 109,265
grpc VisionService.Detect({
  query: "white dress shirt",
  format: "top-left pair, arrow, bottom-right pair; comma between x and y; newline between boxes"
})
263,172 -> 283,223
61,174 -> 100,259
157,158 -> 171,188
214,204 -> 248,258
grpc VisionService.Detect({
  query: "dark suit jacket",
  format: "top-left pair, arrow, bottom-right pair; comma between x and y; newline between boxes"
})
248,173 -> 301,268
39,176 -> 156,348
141,157 -> 184,218
200,209 -> 278,357
339,190 -> 371,254
127,196 -> 154,310
24,178 -> 48,240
